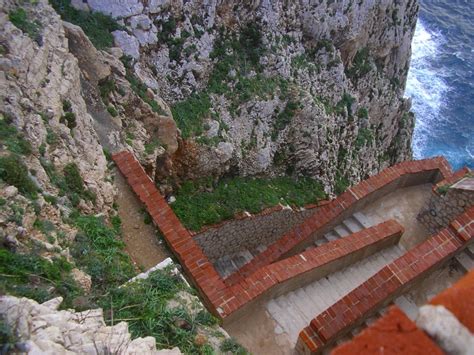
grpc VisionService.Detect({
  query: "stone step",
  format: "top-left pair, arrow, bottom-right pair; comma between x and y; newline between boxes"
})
394,295 -> 419,320
455,251 -> 474,272
353,212 -> 373,228
333,225 -> 351,238
324,231 -> 339,241
266,245 -> 403,344
342,217 -> 364,233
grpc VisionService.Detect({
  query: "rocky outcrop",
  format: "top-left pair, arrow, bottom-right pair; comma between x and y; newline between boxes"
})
0,295 -> 181,354
80,0 -> 418,193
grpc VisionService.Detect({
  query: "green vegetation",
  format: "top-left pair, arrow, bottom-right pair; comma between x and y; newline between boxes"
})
436,184 -> 450,195
0,249 -> 81,309
171,176 -> 327,231
0,117 -> 32,155
98,78 -> 115,104
272,100 -> 299,140
355,128 -> 374,149
144,138 -> 161,155
334,172 -> 350,195
60,100 -> 76,129
99,268 -> 220,354
71,214 -> 135,291
171,23 -> 290,138
171,93 -> 211,138
357,107 -> 368,119
0,155 -> 38,198
335,93 -> 356,117
345,48 -> 371,80
9,8 -> 40,41
220,338 -> 249,355
50,0 -> 122,49
107,105 -> 118,117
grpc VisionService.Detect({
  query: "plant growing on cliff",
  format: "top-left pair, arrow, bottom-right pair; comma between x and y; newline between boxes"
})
171,176 -> 327,231
0,155 -> 38,198
345,47 -> 372,80
0,118 -> 32,155
9,8 -> 40,41
50,0 -> 122,49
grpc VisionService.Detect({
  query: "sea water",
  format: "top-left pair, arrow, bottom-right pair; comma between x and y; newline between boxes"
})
406,0 -> 473,169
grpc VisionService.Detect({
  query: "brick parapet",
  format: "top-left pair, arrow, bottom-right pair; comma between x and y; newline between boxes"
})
225,157 -> 452,286
296,208 -> 474,354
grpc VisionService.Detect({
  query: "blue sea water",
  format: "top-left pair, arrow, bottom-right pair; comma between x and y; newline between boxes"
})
406,0 -> 474,170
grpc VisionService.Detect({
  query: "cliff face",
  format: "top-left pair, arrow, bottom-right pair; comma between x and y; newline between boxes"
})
83,0 -> 418,193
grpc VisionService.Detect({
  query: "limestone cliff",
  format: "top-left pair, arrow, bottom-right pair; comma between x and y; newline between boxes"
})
82,0 -> 418,193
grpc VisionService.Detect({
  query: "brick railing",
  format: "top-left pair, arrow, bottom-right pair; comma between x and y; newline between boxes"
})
224,157 -> 452,286
113,151 -> 463,323
296,207 -> 474,354
332,270 -> 474,354
433,166 -> 471,193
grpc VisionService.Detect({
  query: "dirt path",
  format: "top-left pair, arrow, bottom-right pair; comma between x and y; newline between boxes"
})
114,170 -> 169,269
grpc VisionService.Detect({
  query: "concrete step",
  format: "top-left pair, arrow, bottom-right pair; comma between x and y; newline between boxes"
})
394,295 -> 419,320
342,217 -> 364,233
455,251 -> 474,272
353,212 -> 373,228
324,231 -> 339,241
333,225 -> 351,237
266,244 -> 403,344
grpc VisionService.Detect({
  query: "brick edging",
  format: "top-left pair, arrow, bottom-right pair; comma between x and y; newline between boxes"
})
296,207 -> 473,354
224,157 -> 452,286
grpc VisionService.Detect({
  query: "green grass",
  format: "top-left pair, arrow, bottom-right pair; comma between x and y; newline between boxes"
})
0,155 -> 38,198
171,92 -> 211,139
9,8 -> 40,40
345,47 -> 371,80
220,338 -> 249,355
0,248 -> 82,309
355,128 -> 374,149
0,117 -> 32,155
70,215 -> 135,291
99,268 -> 220,354
49,0 -> 122,50
171,176 -> 327,231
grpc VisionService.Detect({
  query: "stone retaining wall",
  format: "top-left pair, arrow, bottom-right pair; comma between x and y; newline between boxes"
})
193,206 -> 318,262
224,158 -> 452,286
418,169 -> 473,234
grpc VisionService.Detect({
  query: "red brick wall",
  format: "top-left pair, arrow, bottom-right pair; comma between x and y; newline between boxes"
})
225,157 -> 452,286
296,207 -> 474,354
113,150 -> 468,328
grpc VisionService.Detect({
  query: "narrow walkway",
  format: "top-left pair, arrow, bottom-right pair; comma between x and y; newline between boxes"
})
114,170 -> 169,269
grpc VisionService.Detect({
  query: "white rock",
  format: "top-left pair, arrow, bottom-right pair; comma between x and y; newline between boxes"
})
87,0 -> 144,18
4,185 -> 18,198
113,30 -> 141,59
70,268 -> 92,293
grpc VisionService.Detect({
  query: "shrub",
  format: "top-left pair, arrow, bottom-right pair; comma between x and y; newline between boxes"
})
0,249 -> 81,308
63,163 -> 84,194
107,105 -> 118,117
0,155 -> 38,197
0,117 -> 32,155
345,47 -> 371,80
220,338 -> 249,355
9,8 -> 40,41
50,0 -> 121,49
99,268 -> 221,353
335,172 -> 350,195
355,128 -> 374,149
71,215 -> 135,291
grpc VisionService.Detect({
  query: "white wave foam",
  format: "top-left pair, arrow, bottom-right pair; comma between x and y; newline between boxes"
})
406,20 -> 450,159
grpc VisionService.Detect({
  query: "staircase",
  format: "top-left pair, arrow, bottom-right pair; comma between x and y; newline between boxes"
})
214,212 -> 373,278
455,244 -> 474,271
265,243 -> 405,343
